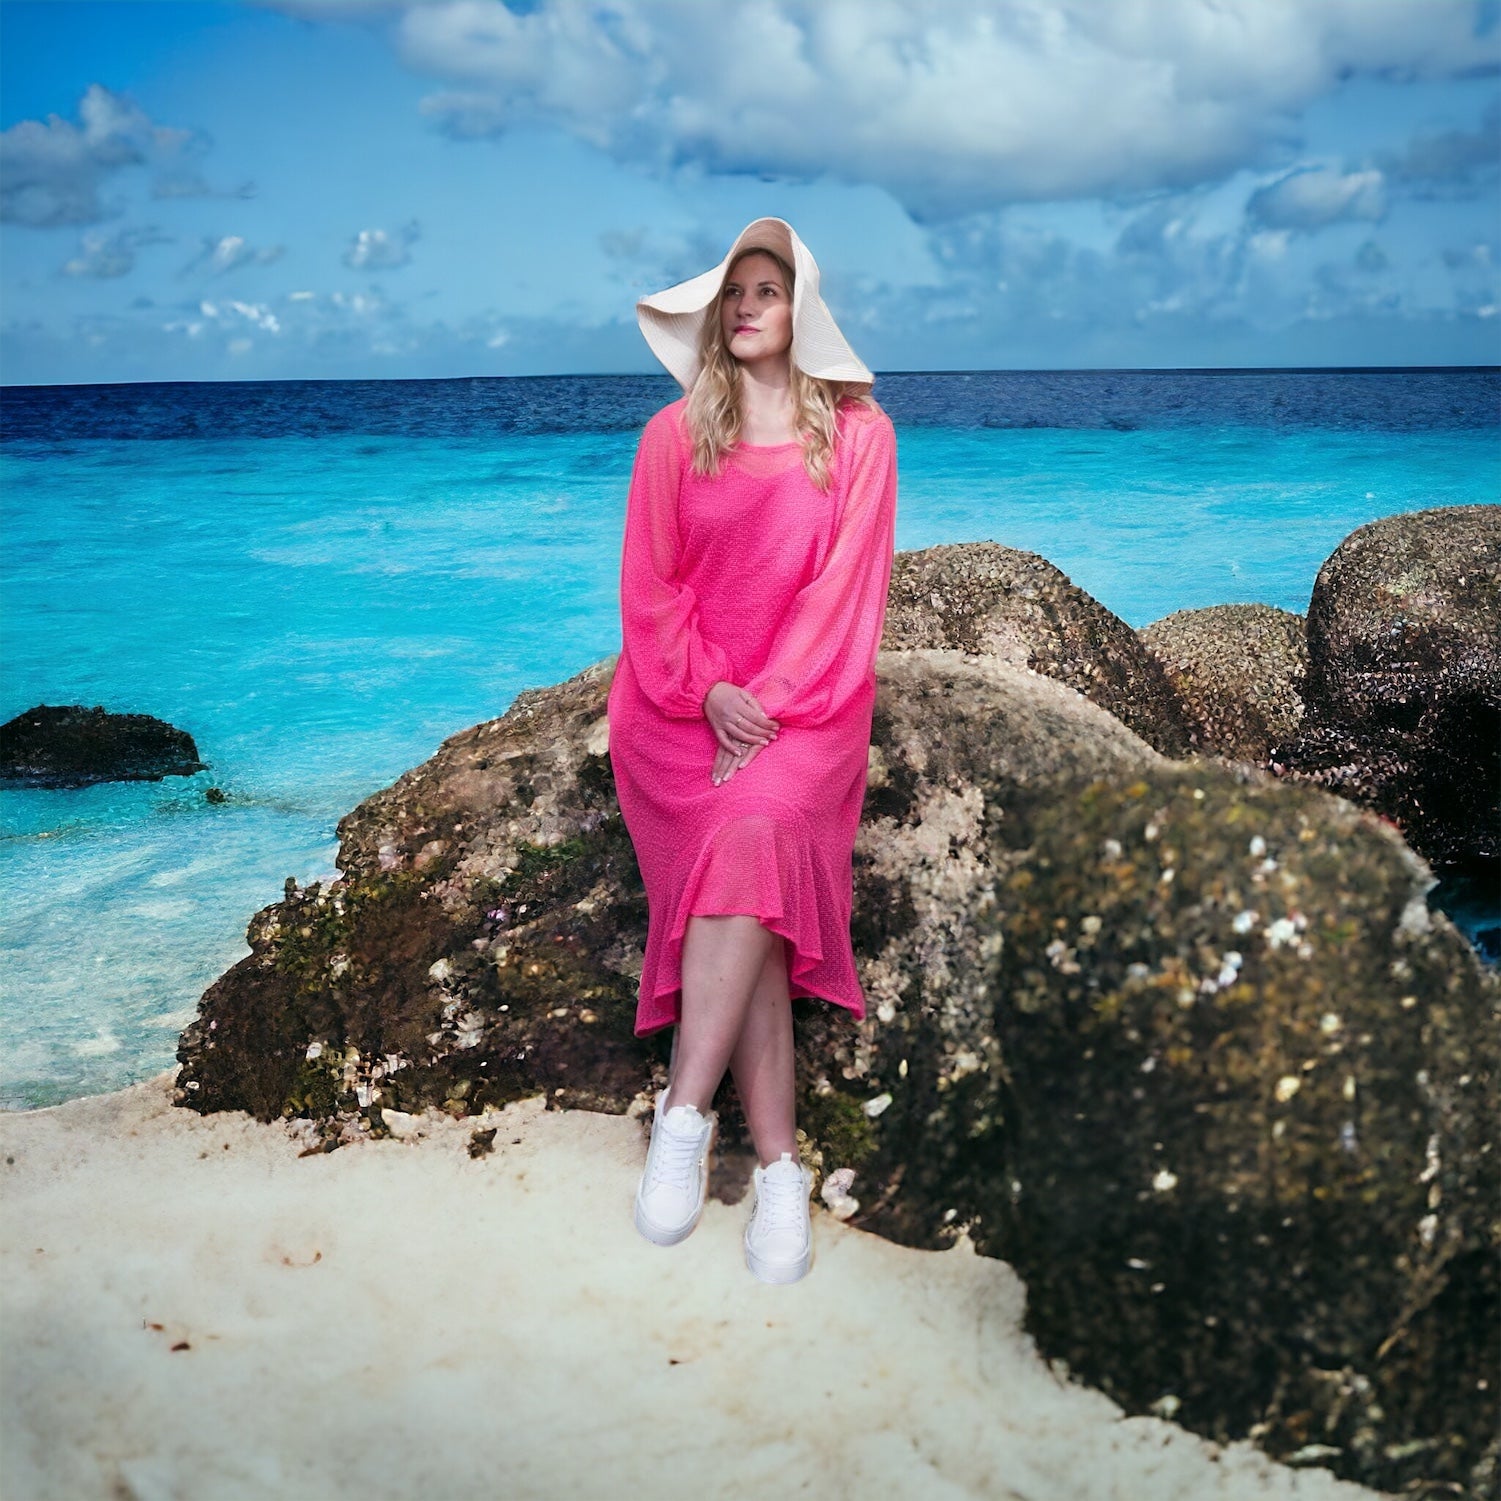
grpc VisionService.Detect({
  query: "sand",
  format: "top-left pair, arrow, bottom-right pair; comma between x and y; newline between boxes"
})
0,1070 -> 1381,1501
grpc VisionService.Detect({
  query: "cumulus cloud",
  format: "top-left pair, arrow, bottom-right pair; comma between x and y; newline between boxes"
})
902,173 -> 1450,359
1246,166 -> 1387,232
267,0 -> 1501,221
180,234 -> 286,276
0,83 -> 204,227
343,219 -> 421,269
61,225 -> 174,278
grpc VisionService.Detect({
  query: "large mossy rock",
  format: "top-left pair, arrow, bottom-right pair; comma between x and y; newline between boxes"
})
1270,505 -> 1501,864
1138,603 -> 1307,762
974,770 -> 1497,1497
884,541 -> 1197,757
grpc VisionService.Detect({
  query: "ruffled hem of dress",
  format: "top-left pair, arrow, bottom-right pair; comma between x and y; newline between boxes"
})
631,809 -> 865,1038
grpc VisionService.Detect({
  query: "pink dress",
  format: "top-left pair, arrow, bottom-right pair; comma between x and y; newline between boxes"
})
606,394 -> 899,1038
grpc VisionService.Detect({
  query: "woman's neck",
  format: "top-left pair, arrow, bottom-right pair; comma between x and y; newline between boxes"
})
736,357 -> 797,445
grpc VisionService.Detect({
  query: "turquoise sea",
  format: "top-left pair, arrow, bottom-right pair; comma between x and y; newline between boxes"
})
2,369 -> 1497,1109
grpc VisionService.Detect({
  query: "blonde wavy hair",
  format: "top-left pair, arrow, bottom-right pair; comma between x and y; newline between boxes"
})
683,245 -> 874,493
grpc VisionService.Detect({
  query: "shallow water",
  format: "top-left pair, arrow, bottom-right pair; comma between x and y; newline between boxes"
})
3,370 -> 1496,1108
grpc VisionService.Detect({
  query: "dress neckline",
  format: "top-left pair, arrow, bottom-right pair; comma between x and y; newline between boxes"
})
736,436 -> 801,450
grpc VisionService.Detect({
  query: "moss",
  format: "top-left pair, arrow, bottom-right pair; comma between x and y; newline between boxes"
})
508,837 -> 589,884
799,1087 -> 880,1172
272,870 -> 427,994
283,1051 -> 343,1117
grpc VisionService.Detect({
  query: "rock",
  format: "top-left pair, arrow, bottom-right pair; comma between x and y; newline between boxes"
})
379,1109 -> 422,1140
1270,505 -> 1501,864
175,576 -> 1497,1496
1139,604 -> 1307,761
171,645 -> 1170,1126
176,657 -> 647,1126
0,704 -> 205,788
968,766 -> 1497,1499
883,541 -> 1197,757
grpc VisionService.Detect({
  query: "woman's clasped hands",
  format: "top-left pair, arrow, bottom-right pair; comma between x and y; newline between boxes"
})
703,680 -> 779,786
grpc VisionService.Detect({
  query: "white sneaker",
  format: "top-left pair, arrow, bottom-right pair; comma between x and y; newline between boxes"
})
744,1151 -> 813,1284
633,1085 -> 716,1247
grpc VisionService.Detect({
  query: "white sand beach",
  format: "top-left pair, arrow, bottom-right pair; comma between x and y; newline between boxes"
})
2,1072 -> 1381,1501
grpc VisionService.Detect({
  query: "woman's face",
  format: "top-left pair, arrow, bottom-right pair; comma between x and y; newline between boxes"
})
719,251 -> 793,369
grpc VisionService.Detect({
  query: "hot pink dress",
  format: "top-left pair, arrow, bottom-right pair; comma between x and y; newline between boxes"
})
607,394 -> 898,1038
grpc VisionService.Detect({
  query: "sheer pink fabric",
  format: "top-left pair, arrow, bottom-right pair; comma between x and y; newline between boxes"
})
606,395 -> 898,1037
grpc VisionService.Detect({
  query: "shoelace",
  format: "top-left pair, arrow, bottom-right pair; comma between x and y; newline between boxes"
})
753,1165 -> 808,1237
645,1113 -> 704,1194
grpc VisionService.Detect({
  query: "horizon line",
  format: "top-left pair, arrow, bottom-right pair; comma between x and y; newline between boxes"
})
4,362 -> 1499,392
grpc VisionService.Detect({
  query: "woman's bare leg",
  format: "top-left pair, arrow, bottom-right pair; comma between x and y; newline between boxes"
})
668,914 -> 774,1114
728,937 -> 798,1167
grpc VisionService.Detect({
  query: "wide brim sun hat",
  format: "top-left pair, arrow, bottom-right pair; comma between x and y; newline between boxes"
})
636,216 -> 874,393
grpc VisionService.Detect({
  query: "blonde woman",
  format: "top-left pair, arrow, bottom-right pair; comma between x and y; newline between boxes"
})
607,217 -> 897,1283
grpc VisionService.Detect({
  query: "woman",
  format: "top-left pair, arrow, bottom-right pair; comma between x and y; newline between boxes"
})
607,217 -> 897,1284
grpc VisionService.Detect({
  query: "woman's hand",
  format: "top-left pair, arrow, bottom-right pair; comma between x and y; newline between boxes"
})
703,681 -> 779,758
712,738 -> 767,786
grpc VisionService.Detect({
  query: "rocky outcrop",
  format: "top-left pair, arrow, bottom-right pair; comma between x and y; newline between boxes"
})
1270,506 -> 1500,864
175,525 -> 1501,1488
1139,604 -> 1307,761
0,704 -> 205,788
175,649 -> 1161,1127
884,541 -> 1197,757
176,637 -> 1498,1498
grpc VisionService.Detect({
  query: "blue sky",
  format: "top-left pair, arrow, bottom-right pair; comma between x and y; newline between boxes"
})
2,0 -> 1498,384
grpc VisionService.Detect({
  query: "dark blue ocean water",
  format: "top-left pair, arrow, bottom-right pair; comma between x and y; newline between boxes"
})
2,369 -> 1497,1109
6,367 -> 1497,441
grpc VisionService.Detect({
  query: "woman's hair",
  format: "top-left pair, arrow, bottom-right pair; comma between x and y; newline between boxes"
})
683,245 -> 874,492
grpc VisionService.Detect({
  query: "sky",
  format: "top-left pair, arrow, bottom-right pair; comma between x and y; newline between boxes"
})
1,0 -> 1498,384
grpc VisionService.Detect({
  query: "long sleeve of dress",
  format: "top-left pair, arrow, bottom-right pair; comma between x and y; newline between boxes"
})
741,408 -> 898,728
619,407 -> 734,720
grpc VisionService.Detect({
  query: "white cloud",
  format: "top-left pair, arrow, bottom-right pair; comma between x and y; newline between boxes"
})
1247,166 -> 1387,232
343,220 -> 421,270
0,84 -> 202,227
332,0 -> 1501,221
181,234 -> 286,276
190,297 -> 281,332
61,225 -> 174,279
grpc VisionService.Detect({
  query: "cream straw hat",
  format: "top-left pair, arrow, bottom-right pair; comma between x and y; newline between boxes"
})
636,216 -> 873,393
